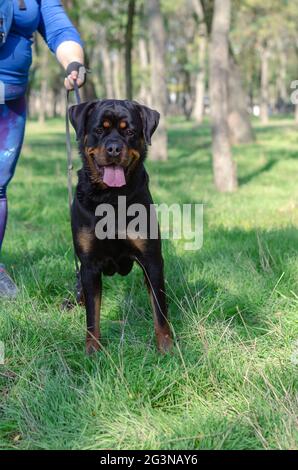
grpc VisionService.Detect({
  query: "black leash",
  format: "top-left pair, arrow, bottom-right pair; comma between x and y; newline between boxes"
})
65,79 -> 81,276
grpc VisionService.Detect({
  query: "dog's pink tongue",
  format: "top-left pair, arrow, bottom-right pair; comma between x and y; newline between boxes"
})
103,166 -> 126,187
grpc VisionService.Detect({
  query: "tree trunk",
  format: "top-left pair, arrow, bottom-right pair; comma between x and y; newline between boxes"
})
125,0 -> 136,100
227,52 -> 255,144
209,0 -> 238,192
147,0 -> 168,161
138,36 -> 152,106
276,42 -> 287,112
100,29 -> 115,99
81,50 -> 97,101
192,0 -> 207,123
199,0 -> 253,141
260,43 -> 270,125
113,50 -> 123,100
192,35 -> 207,123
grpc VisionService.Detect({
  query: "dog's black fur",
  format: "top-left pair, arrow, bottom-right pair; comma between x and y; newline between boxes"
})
69,99 -> 172,354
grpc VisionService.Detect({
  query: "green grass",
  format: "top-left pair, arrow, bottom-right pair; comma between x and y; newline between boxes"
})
0,116 -> 298,450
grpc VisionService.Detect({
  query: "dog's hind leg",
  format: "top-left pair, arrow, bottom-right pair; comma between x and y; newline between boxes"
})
80,265 -> 102,354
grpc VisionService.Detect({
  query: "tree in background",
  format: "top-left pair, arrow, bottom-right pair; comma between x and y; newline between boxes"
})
191,0 -> 207,123
125,0 -> 136,100
137,27 -> 152,106
26,0 -> 298,195
232,0 -> 298,125
201,0 -> 254,144
147,0 -> 168,161
259,40 -> 271,124
227,46 -> 255,143
209,0 -> 238,192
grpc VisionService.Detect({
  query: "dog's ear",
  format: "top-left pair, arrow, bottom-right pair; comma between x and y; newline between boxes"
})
69,101 -> 97,140
136,104 -> 160,145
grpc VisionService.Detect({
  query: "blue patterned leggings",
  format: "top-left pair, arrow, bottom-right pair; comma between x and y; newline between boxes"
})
0,96 -> 26,252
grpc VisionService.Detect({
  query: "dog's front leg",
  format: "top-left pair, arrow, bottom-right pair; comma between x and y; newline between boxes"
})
80,265 -> 102,354
139,257 -> 172,353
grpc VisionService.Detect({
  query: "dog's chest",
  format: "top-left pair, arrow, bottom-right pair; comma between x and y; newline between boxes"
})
91,237 -> 135,277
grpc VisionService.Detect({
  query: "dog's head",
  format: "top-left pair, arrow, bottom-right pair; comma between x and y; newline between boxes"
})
69,99 -> 160,188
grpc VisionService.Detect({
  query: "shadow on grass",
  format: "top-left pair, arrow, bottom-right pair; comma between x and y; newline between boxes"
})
239,148 -> 298,186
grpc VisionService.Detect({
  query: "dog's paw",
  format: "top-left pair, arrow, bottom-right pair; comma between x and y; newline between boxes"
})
86,337 -> 101,355
157,333 -> 173,354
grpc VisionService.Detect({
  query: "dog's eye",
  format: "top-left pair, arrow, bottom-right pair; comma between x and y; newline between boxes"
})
126,129 -> 135,137
95,127 -> 104,135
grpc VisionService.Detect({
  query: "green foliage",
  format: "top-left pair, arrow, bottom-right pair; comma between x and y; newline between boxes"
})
0,117 -> 298,449
231,0 -> 298,102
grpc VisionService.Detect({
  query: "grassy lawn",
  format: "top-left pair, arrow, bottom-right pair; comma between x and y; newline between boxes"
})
0,116 -> 298,450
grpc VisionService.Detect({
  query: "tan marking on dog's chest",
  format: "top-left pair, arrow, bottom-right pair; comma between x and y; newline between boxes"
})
117,229 -> 147,253
77,227 -> 95,253
127,234 -> 147,253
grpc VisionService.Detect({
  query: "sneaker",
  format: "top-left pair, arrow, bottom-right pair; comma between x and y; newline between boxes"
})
0,264 -> 18,299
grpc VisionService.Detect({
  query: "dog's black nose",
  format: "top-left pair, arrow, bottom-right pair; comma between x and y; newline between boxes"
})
106,142 -> 122,158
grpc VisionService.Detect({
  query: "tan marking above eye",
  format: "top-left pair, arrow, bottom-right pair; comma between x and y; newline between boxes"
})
120,121 -> 127,129
103,120 -> 111,129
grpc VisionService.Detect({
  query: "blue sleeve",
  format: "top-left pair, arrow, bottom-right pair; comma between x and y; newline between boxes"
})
38,0 -> 83,53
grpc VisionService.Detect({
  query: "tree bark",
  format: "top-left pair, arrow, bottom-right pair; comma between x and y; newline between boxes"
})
125,0 -> 136,100
192,0 -> 207,123
138,36 -> 152,106
201,0 -> 253,142
192,35 -> 207,123
227,51 -> 255,144
147,0 -> 168,161
80,49 -> 97,101
99,29 -> 115,99
260,43 -> 270,125
209,0 -> 238,192
113,50 -> 123,100
276,42 -> 287,112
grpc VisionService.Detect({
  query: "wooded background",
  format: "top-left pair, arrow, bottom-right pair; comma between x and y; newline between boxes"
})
29,0 -> 298,191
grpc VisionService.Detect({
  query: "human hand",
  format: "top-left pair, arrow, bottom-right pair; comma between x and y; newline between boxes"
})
64,62 -> 86,90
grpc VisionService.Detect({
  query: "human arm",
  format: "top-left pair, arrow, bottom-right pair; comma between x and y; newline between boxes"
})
56,40 -> 85,90
38,0 -> 85,89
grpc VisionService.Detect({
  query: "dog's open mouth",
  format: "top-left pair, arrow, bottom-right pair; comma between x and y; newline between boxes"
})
95,163 -> 126,188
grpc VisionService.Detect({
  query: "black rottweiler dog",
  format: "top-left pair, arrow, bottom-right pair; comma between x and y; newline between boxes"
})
69,99 -> 172,355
